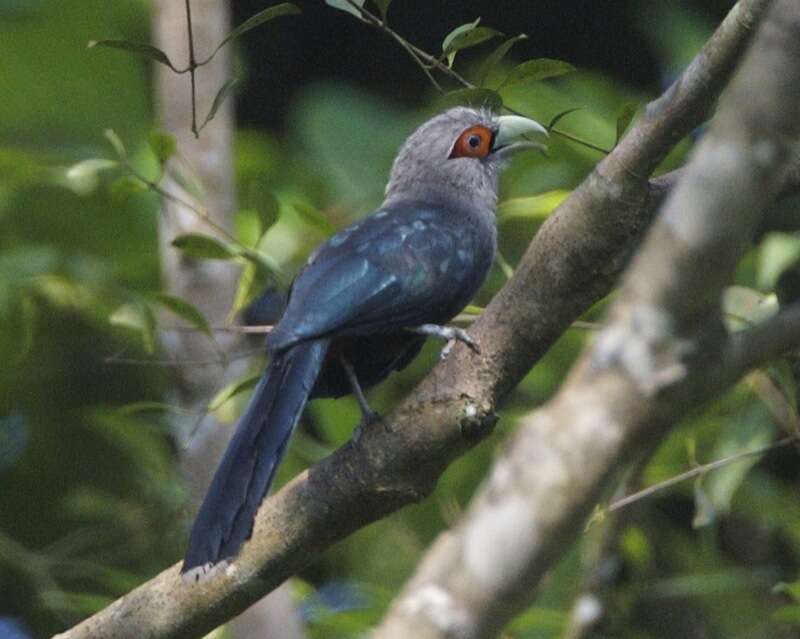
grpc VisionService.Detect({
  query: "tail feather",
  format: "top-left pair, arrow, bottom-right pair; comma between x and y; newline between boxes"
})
182,339 -> 329,577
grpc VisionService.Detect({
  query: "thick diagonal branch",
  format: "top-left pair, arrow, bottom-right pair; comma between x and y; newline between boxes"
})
375,1 -> 800,637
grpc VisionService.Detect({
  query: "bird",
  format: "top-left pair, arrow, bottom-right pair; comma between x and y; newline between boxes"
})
182,107 -> 548,580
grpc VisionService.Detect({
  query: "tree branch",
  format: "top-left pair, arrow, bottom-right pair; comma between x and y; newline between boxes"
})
54,1 -> 773,637
375,1 -> 800,636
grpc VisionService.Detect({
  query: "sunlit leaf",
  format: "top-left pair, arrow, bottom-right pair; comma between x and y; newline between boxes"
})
148,131 -> 177,165
774,581 -> 800,603
692,476 -> 715,528
501,58 -> 575,88
437,88 -> 502,111
758,232 -> 800,291
325,0 -> 364,19
109,302 -> 157,354
441,18 -> 481,56
199,77 -> 239,131
88,39 -> 176,71
230,256 -> 272,320
249,184 -> 281,235
442,19 -> 502,67
152,293 -> 212,336
41,590 -> 114,616
722,285 -> 779,330
498,190 -> 570,222
208,372 -> 261,411
66,159 -> 118,180
104,128 -> 127,158
214,4 -> 301,54
476,34 -> 527,86
171,233 -> 237,260
615,102 -> 638,145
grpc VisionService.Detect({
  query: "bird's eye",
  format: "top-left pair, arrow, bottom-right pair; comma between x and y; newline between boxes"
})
449,125 -> 493,159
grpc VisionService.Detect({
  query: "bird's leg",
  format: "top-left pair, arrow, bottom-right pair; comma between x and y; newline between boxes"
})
408,324 -> 481,360
339,356 -> 381,443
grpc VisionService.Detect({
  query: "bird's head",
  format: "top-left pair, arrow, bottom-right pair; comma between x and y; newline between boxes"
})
384,107 -> 548,213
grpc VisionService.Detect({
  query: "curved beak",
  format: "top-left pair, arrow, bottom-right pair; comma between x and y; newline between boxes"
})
492,114 -> 549,158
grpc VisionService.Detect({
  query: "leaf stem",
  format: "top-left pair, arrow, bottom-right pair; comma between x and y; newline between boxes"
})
185,0 -> 199,138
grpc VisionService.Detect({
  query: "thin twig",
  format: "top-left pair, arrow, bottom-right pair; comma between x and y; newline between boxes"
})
607,435 -> 798,513
340,0 -> 607,153
184,0 -> 199,138
161,324 -> 274,334
104,348 -> 262,367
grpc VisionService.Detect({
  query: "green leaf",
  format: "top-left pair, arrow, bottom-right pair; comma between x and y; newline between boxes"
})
615,102 -> 638,145
109,302 -> 157,354
41,590 -> 114,616
88,39 -> 176,70
213,4 -> 301,54
774,604 -> 800,624
722,285 -> 779,330
148,131 -> 177,165
109,176 -> 147,203
691,476 -> 716,528
547,107 -> 583,131
230,259 -> 271,320
171,233 -> 237,260
447,27 -> 502,66
498,190 -> 570,222
372,0 -> 391,21
501,58 -> 575,88
436,88 -> 503,111
476,34 -> 527,87
235,209 -> 262,247
326,0 -> 365,19
442,19 -> 502,67
66,158 -> 118,180
442,18 -> 480,55
292,201 -> 337,236
758,232 -> 800,291
152,293 -> 212,336
104,129 -> 127,158
774,581 -> 800,603
208,372 -> 261,411
247,183 -> 281,235
199,77 -> 239,131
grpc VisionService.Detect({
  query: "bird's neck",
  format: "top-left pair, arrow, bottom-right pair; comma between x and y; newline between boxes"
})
384,164 -> 499,218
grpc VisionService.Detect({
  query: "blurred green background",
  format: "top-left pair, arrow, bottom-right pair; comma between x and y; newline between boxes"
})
2,1 -> 800,638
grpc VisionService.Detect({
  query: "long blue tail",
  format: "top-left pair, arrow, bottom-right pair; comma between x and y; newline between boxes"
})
182,339 -> 329,578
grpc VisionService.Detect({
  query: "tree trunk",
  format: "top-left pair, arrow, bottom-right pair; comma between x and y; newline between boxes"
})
151,3 -> 305,638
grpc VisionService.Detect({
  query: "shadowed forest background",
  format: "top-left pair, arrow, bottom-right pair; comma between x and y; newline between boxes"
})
3,1 -> 800,638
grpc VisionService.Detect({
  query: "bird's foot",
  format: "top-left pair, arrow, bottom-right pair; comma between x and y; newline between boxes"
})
353,408 -> 388,445
409,324 -> 481,360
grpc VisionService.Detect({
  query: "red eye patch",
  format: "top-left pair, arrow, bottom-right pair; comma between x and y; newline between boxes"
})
449,125 -> 494,159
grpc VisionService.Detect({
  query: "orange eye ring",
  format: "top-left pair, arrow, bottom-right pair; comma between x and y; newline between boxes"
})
449,125 -> 494,159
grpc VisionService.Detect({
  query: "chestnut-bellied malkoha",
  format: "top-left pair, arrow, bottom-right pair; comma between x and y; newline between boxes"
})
182,107 -> 548,579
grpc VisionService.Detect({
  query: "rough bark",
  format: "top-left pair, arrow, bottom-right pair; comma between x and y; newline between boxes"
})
54,0 -> 776,637
375,1 -> 800,636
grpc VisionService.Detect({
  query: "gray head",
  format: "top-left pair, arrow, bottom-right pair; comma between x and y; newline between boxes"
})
384,107 -> 547,213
